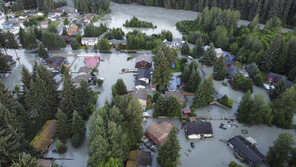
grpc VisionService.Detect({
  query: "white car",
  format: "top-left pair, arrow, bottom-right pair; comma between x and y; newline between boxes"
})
188,56 -> 193,60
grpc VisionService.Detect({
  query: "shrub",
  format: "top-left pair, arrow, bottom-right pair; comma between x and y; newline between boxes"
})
55,140 -> 67,154
190,106 -> 196,113
93,79 -> 104,87
188,112 -> 197,117
227,98 -> 234,109
71,133 -> 84,148
127,56 -> 134,61
222,81 -> 228,87
232,73 -> 253,92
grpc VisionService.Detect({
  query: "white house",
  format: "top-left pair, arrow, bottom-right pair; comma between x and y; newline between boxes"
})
163,38 -> 185,50
185,121 -> 213,140
81,37 -> 99,46
40,21 -> 48,29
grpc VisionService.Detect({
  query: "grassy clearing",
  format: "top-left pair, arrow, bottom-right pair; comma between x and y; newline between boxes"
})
171,59 -> 181,73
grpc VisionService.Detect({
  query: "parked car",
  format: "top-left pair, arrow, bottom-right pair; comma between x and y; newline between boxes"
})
188,56 -> 193,60
190,142 -> 195,149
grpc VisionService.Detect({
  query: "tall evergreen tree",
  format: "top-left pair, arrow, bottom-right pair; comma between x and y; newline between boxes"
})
156,128 -> 180,167
181,41 -> 190,55
18,27 -> 25,46
76,80 -> 95,120
61,69 -> 77,116
192,38 -> 205,58
185,66 -> 202,92
166,95 -> 182,118
71,38 -> 80,50
152,49 -> 172,93
203,43 -> 216,66
11,152 -> 39,167
153,94 -> 166,118
237,91 -> 252,123
112,79 -> 127,97
269,78 -> 286,100
56,109 -> 70,140
38,42 -> 49,59
0,52 -> 10,73
193,76 -> 214,108
213,58 -> 226,80
71,110 -> 86,136
267,132 -> 295,167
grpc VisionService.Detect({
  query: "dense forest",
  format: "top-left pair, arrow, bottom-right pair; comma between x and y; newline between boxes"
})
112,0 -> 296,27
72,0 -> 110,14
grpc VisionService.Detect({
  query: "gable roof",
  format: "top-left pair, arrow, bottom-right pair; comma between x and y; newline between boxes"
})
224,57 -> 236,66
138,68 -> 151,80
135,80 -> 147,86
127,150 -> 152,167
226,67 -> 240,78
186,121 -> 213,135
228,135 -> 265,166
146,121 -> 174,146
136,55 -> 152,64
267,72 -> 294,88
45,57 -> 65,67
132,90 -> 148,100
30,120 -> 56,152
77,66 -> 93,74
72,74 -> 90,84
81,37 -> 98,42
164,91 -> 185,103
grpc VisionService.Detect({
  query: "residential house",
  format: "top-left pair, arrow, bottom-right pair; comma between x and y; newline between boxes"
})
226,67 -> 240,79
45,57 -> 66,69
84,56 -> 100,68
51,9 -> 64,17
227,135 -> 265,167
40,21 -> 48,29
61,35 -> 74,43
267,72 -> 294,88
132,90 -> 148,109
109,39 -> 127,46
126,150 -> 152,167
185,121 -> 213,140
73,74 -> 91,87
30,120 -> 56,153
145,121 -> 174,146
37,159 -> 54,167
135,80 -> 147,90
138,68 -> 151,84
81,37 -> 98,46
164,91 -> 185,104
67,25 -> 79,36
163,38 -> 184,50
77,66 -> 93,75
224,57 -> 236,67
135,56 -> 152,69
83,13 -> 94,24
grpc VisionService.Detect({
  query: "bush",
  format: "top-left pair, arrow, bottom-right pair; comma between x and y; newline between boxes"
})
217,95 -> 233,109
190,106 -> 196,113
222,81 -> 228,87
55,140 -> 67,154
232,73 -> 253,92
71,133 -> 84,148
188,112 -> 197,117
93,79 -> 104,87
227,98 -> 234,109
254,73 -> 264,87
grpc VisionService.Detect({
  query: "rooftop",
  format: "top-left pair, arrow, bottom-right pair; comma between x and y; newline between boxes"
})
138,68 -> 151,80
146,121 -> 174,146
164,91 -> 185,103
132,90 -> 148,100
185,121 -> 213,135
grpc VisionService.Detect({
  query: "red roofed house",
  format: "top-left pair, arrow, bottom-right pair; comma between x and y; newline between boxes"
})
145,121 -> 174,146
84,56 -> 100,68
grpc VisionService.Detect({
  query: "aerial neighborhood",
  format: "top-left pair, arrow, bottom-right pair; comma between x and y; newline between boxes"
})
0,0 -> 296,167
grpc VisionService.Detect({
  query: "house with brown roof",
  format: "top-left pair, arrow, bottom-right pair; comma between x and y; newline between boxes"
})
73,74 -> 90,87
145,121 -> 174,146
30,120 -> 56,153
164,91 -> 185,104
135,56 -> 152,69
126,150 -> 152,167
67,25 -> 79,36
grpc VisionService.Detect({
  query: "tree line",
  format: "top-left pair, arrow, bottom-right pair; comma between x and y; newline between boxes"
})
177,7 -> 296,82
112,0 -> 296,27
72,0 -> 110,14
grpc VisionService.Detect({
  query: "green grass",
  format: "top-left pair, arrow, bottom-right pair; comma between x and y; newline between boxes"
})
53,21 -> 61,26
171,59 -> 182,72
222,81 -> 228,87
80,45 -> 87,50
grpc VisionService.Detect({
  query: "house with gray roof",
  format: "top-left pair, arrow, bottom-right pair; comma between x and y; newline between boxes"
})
185,121 -> 213,140
138,68 -> 151,84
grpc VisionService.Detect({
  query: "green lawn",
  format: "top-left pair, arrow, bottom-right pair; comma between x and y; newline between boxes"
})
171,59 -> 182,73
53,21 -> 61,26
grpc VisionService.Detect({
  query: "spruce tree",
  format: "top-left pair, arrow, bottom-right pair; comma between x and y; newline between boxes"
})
71,110 -> 86,136
213,58 -> 226,80
157,128 -> 180,167
267,132 -> 295,167
76,80 -> 95,120
193,76 -> 214,108
11,152 -> 39,167
62,27 -> 67,35
56,109 -> 70,140
152,49 -> 172,93
71,38 -> 80,50
38,42 -> 49,59
61,69 -> 77,116
19,27 -> 25,46
0,52 -> 9,73
246,62 -> 259,78
192,38 -> 205,58
181,41 -> 190,55
269,78 -> 286,100
153,94 -> 166,118
112,79 -> 127,97
166,95 -> 182,118
237,91 -> 252,123
185,67 -> 202,92
203,43 -> 216,66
